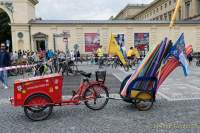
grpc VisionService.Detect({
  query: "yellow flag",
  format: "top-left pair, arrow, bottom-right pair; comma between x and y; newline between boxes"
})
108,34 -> 127,65
170,0 -> 181,28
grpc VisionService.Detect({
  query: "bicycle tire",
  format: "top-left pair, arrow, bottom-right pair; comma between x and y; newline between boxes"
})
84,85 -> 109,110
24,93 -> 53,121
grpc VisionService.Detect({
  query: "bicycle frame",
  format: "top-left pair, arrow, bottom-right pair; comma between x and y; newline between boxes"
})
61,79 -> 101,106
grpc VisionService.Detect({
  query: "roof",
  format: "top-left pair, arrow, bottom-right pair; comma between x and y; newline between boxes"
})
114,4 -> 148,19
30,19 -> 200,24
131,0 -> 165,18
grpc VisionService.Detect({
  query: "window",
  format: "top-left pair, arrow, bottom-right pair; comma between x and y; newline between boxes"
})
165,3 -> 167,8
174,0 -> 176,3
179,8 -> 182,20
185,1 -> 191,19
169,0 -> 171,5
160,15 -> 163,20
164,13 -> 167,20
161,5 -> 163,10
168,11 -> 172,20
153,9 -> 155,14
157,7 -> 159,12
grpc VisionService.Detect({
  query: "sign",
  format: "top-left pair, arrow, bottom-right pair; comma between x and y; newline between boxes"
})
134,33 -> 149,51
85,33 -> 100,52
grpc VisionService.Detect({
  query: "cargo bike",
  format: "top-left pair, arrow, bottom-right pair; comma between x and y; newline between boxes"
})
10,71 -> 109,121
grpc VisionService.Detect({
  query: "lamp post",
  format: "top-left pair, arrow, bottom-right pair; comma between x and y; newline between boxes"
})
63,31 -> 70,54
53,33 -> 64,52
53,32 -> 70,53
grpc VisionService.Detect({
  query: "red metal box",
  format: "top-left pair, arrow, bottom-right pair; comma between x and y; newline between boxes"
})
12,74 -> 63,106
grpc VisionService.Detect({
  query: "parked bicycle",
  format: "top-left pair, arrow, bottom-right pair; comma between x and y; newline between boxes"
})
58,59 -> 78,76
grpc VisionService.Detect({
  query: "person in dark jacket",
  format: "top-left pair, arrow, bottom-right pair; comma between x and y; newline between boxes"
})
0,43 -> 10,89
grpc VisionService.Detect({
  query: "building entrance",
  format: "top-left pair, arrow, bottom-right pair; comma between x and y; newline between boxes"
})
0,8 -> 12,52
36,40 -> 46,51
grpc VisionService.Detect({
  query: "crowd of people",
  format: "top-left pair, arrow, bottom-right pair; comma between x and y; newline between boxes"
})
0,42 -> 81,89
0,42 -> 142,89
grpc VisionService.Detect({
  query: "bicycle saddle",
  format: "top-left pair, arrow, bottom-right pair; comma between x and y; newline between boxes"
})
80,71 -> 92,78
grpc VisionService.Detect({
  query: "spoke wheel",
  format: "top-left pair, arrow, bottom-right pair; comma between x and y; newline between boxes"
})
84,85 -> 109,110
24,94 -> 53,121
135,92 -> 154,111
123,65 -> 129,72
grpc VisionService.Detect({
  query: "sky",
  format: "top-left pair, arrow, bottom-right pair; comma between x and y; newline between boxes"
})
35,0 -> 154,20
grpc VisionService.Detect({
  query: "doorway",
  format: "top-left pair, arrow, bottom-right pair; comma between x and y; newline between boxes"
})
0,8 -> 12,52
36,40 -> 46,51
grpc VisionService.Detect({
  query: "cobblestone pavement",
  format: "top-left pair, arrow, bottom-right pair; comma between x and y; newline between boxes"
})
0,100 -> 200,133
0,63 -> 200,132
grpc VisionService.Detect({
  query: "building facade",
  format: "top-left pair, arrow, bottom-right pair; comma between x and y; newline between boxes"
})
114,0 -> 200,21
0,0 -> 200,54
114,4 -> 148,20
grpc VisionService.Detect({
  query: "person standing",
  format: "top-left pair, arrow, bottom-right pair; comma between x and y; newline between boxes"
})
188,53 -> 193,66
0,43 -> 10,89
96,45 -> 104,68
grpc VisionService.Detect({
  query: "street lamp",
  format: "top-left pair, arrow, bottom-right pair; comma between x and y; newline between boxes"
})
53,33 -> 64,52
53,32 -> 70,53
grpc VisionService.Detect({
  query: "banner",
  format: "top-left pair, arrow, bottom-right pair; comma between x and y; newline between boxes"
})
134,33 -> 149,50
134,33 -> 149,57
85,33 -> 100,52
115,34 -> 127,59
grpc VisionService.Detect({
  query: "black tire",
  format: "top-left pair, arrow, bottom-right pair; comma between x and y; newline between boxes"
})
68,64 -> 78,76
135,92 -> 154,111
196,60 -> 200,66
123,65 -> 129,72
119,74 -> 133,103
24,94 -> 53,121
84,85 -> 109,110
130,61 -> 136,70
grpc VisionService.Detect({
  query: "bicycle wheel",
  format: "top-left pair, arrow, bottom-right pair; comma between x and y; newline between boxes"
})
123,65 -> 129,72
24,94 -> 53,121
130,60 -> 136,70
135,92 -> 154,111
68,64 -> 78,76
196,60 -> 200,66
119,74 -> 134,103
84,85 -> 109,110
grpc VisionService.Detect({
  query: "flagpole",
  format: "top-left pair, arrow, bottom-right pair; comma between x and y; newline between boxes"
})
169,0 -> 181,28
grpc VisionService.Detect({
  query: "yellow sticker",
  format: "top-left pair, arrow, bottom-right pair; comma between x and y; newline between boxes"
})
24,82 -> 33,86
22,90 -> 26,94
55,86 -> 59,90
49,88 -> 54,93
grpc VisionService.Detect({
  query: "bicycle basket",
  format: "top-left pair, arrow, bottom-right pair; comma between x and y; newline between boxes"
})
95,71 -> 106,83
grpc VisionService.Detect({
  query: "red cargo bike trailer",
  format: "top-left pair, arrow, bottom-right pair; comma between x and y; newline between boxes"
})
10,71 -> 109,121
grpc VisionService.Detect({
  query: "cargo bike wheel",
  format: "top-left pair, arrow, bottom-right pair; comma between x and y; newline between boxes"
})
134,92 -> 154,111
24,94 -> 53,121
84,85 -> 109,110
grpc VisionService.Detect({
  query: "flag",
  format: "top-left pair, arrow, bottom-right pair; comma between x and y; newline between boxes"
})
170,33 -> 185,58
170,0 -> 181,28
108,34 -> 127,65
169,33 -> 189,76
179,52 -> 189,76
